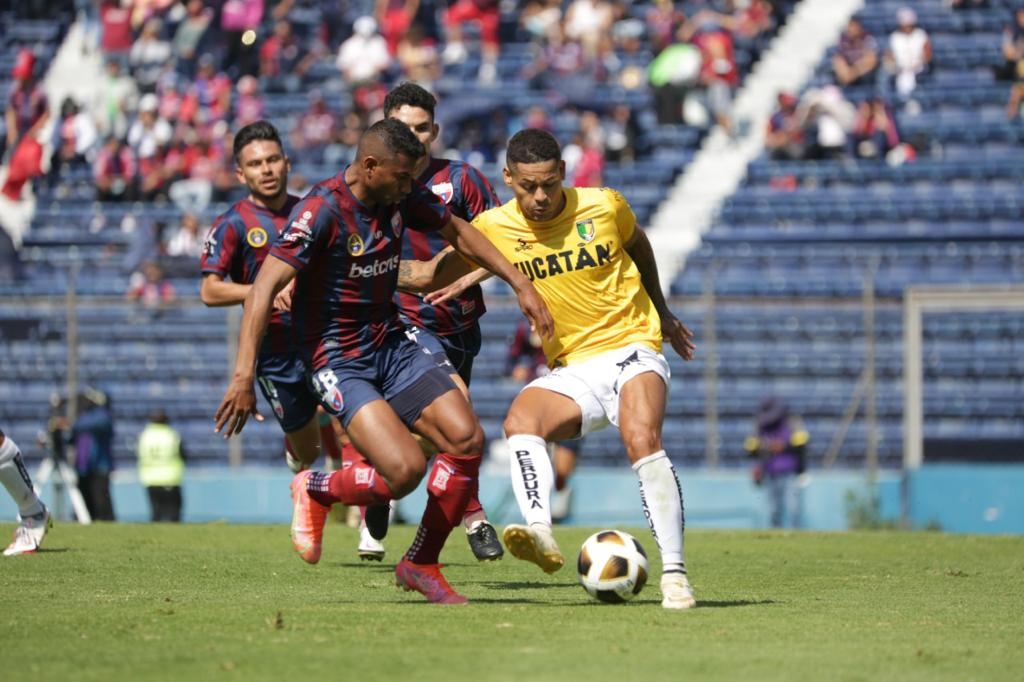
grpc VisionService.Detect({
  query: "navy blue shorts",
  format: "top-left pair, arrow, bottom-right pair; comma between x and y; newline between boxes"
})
404,323 -> 481,386
256,352 -> 319,433
310,330 -> 458,429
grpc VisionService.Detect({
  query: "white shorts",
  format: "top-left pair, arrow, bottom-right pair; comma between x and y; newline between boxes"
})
526,343 -> 671,437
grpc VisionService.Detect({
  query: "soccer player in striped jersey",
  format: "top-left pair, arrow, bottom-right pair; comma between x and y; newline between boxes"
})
213,119 -> 551,603
422,128 -> 699,609
342,82 -> 503,563
200,121 -> 340,472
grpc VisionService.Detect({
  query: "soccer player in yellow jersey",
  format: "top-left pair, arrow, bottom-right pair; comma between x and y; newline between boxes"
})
422,128 -> 698,609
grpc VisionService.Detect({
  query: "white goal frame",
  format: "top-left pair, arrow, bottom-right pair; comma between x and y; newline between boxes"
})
902,285 -> 1024,470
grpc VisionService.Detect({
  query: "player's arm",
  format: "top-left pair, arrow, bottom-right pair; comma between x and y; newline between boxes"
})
397,245 -> 474,292
624,227 -> 696,361
213,256 -> 298,436
200,273 -> 250,306
439,215 -> 553,339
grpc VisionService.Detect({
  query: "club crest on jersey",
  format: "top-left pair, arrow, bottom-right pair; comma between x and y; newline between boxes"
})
431,182 -> 454,204
347,233 -> 365,255
246,227 -> 269,248
575,219 -> 596,243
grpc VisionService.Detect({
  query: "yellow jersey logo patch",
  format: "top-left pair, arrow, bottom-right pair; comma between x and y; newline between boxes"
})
246,227 -> 269,248
347,233 -> 365,256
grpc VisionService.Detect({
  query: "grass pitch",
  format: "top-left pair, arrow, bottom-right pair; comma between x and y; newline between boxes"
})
1,521 -> 1021,682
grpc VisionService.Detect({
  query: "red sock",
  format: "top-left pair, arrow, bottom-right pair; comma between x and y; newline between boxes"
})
340,441 -> 369,468
305,463 -> 392,507
462,494 -> 484,522
405,452 -> 480,565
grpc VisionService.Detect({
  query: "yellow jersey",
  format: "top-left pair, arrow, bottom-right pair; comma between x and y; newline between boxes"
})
473,187 -> 662,367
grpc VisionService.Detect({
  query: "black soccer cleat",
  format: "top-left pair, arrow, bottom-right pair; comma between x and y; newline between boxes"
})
467,520 -> 504,562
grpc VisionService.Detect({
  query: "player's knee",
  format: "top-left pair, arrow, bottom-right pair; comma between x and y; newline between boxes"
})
383,456 -> 428,498
502,411 -> 537,438
621,430 -> 661,460
445,423 -> 484,457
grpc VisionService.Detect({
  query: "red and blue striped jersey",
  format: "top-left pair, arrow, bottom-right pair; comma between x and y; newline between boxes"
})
396,158 -> 499,335
200,195 -> 301,357
270,170 -> 451,369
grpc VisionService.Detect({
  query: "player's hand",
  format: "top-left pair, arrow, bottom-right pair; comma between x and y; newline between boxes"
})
273,280 -> 294,312
516,286 -> 554,341
213,378 -> 263,437
662,312 -> 696,361
422,273 -> 472,306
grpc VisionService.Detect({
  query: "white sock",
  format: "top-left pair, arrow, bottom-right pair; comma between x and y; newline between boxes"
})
0,436 -> 45,518
633,450 -> 686,574
507,434 -> 555,527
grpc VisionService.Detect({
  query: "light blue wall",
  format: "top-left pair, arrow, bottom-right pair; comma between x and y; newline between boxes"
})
5,464 -> 1020,533
1,464 -> 913,531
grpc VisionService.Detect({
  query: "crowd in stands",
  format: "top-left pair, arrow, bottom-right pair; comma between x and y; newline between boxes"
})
765,2 -> 1024,167
4,0 -> 807,281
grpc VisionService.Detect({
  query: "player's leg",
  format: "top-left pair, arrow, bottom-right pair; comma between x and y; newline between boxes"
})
394,381 -> 484,604
550,439 -> 580,523
617,366 -> 696,610
1,432 -> 51,556
411,324 -> 503,561
256,368 -> 322,472
501,385 -> 583,573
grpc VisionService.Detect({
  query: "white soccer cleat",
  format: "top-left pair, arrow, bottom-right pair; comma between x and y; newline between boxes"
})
357,524 -> 385,562
285,451 -> 308,474
502,523 -> 564,574
4,507 -> 51,557
660,572 -> 697,610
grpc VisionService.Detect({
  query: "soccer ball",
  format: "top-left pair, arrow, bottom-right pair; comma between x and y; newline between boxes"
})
576,530 -> 649,603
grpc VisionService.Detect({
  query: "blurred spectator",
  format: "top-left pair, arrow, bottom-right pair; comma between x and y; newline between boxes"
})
522,20 -> 590,97
520,0 -> 563,43
172,0 -> 213,78
800,85 -> 855,160
49,97 -> 98,184
603,103 -> 640,163
99,0 -> 134,64
564,0 -> 615,60
998,6 -> 1024,81
648,42 -> 702,125
167,132 -> 219,214
92,57 -> 139,139
289,90 -> 339,163
5,50 -> 49,157
832,17 -> 879,88
123,218 -> 168,275
442,0 -> 501,83
130,17 -> 173,94
396,23 -> 442,87
1001,7 -> 1024,118
166,212 -> 203,258
950,0 -> 990,7
566,110 -> 605,187
191,54 -> 233,124
851,96 -> 901,159
126,93 -> 173,200
127,260 -> 176,309
745,395 -> 808,529
219,0 -> 263,78
137,409 -> 186,523
93,135 -> 138,201
692,19 -> 739,134
69,387 -> 117,522
376,0 -> 420,55
765,91 -> 807,160
259,19 -> 318,94
1,133 -> 45,202
232,75 -> 265,128
646,0 -> 687,55
883,7 -> 932,103
336,16 -> 392,117
333,110 -> 367,164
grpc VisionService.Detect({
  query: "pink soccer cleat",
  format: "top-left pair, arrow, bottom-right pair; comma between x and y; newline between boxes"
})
290,471 -> 329,564
395,558 -> 468,605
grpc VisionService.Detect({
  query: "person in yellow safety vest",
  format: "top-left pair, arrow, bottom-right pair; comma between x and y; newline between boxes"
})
137,409 -> 185,522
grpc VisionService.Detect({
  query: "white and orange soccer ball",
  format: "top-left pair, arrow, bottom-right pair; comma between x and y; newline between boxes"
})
576,530 -> 649,603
